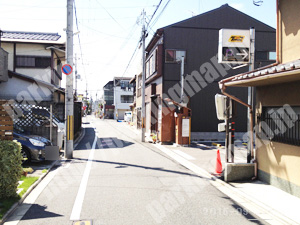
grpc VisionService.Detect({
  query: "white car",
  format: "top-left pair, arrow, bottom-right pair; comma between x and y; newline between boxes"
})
124,111 -> 132,122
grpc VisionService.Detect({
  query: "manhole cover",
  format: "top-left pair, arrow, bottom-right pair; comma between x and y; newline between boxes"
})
72,220 -> 93,225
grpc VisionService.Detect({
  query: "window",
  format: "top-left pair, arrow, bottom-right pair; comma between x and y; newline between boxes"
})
16,56 -> 51,68
257,106 -> 300,146
121,95 -> 133,103
255,51 -> 276,61
268,51 -> 276,61
146,49 -> 158,79
165,50 -> 186,63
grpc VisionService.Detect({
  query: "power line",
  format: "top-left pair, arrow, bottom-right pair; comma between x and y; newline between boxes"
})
120,0 -> 165,78
122,40 -> 141,77
94,0 -> 124,30
74,0 -> 88,94
146,0 -> 163,27
149,0 -> 171,29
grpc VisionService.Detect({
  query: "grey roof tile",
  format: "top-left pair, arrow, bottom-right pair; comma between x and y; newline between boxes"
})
1,31 -> 61,41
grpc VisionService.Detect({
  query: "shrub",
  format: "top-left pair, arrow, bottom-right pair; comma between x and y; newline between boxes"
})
0,140 -> 23,199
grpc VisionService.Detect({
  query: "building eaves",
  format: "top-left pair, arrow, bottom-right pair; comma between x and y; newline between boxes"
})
219,59 -> 300,87
8,70 -> 55,90
2,30 -> 61,41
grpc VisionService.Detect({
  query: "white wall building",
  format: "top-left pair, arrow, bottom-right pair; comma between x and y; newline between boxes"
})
0,31 -> 65,103
113,77 -> 134,120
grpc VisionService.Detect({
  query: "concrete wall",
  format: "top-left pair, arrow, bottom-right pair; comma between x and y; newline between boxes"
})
256,81 -> 300,197
279,0 -> 300,63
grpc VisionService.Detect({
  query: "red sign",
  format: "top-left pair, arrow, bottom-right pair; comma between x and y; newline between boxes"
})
62,64 -> 73,75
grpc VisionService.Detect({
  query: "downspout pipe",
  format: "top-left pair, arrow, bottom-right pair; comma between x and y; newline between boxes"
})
220,83 -> 257,179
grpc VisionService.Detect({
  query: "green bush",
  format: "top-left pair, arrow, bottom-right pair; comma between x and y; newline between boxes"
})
0,140 -> 23,199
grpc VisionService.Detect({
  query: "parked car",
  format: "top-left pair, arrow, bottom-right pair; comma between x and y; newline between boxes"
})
13,126 -> 52,164
124,111 -> 132,122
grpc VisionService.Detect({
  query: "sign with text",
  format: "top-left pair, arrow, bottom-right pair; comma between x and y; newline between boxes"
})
218,29 -> 250,64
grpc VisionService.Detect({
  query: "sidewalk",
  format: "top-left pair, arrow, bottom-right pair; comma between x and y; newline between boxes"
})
155,143 -> 300,225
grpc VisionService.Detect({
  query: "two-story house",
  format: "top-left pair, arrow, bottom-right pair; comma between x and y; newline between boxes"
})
113,77 -> 134,120
0,30 -> 65,104
219,0 -> 300,197
103,80 -> 114,119
144,4 -> 276,144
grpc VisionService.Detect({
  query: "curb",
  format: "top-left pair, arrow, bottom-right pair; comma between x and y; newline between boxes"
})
0,160 -> 59,225
1,127 -> 85,224
153,144 -> 299,225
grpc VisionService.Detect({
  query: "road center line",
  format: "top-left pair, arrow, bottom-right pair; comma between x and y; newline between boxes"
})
70,128 -> 97,221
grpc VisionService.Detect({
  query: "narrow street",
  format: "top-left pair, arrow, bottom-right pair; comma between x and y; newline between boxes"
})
5,116 -> 263,225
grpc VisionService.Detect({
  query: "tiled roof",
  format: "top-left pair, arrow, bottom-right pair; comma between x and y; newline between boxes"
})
222,59 -> 300,84
1,31 -> 61,41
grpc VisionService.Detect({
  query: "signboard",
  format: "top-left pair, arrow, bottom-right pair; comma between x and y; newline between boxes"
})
218,29 -> 250,64
62,64 -> 73,75
182,118 -> 190,137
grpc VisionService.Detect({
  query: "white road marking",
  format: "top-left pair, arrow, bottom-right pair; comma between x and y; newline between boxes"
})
70,128 -> 97,221
174,150 -> 196,160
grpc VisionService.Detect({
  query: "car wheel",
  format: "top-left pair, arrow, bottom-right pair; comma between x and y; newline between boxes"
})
21,146 -> 31,164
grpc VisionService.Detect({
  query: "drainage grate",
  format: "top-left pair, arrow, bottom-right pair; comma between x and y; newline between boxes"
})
72,220 -> 93,225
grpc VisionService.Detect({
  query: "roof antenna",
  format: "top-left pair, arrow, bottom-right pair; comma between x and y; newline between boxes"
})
253,0 -> 263,6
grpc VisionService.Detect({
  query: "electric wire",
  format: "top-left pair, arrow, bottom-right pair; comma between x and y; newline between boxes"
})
74,0 -> 88,94
122,40 -> 141,77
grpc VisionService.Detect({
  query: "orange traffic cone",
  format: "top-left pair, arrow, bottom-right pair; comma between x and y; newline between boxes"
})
215,149 -> 223,174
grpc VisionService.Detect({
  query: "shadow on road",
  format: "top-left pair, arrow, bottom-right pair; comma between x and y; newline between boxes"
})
72,157 -> 209,180
9,204 -> 63,221
75,127 -> 134,150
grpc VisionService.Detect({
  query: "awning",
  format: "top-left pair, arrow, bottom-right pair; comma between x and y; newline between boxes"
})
219,59 -> 300,87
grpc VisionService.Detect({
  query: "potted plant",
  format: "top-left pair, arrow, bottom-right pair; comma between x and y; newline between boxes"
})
151,133 -> 157,143
22,167 -> 33,177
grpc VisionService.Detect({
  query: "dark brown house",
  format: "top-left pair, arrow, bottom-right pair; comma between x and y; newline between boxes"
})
144,4 -> 276,143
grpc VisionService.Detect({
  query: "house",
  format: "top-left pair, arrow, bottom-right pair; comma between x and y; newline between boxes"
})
0,30 -> 66,146
113,77 -> 134,120
129,73 -> 142,128
0,30 -> 65,104
219,0 -> 300,197
143,4 -> 276,143
103,80 -> 114,119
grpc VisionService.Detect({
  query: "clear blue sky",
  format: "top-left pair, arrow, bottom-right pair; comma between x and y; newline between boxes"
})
0,0 -> 276,99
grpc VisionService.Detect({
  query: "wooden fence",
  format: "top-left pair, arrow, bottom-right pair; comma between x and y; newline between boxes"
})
0,100 -> 13,140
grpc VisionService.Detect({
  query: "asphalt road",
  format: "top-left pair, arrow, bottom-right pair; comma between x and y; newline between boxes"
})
5,116 -> 264,225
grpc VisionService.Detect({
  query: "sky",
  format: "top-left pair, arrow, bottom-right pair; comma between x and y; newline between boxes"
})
0,0 -> 276,100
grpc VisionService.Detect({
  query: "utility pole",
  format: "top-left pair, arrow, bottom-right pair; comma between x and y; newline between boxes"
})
65,0 -> 74,159
247,27 -> 255,163
141,10 -> 146,142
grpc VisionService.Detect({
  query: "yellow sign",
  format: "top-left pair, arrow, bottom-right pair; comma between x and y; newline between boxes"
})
73,221 -> 92,225
228,35 -> 245,42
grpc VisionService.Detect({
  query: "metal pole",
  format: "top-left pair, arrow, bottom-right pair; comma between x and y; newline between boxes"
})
75,53 -> 77,98
65,0 -> 74,159
247,27 -> 255,163
50,104 -> 53,143
180,56 -> 185,103
141,10 -> 146,142
225,97 -> 230,163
